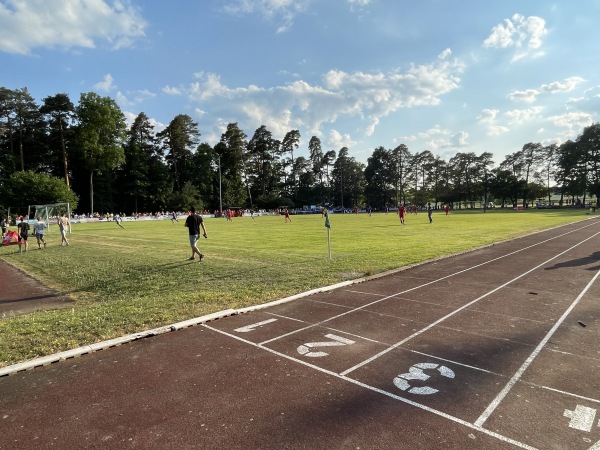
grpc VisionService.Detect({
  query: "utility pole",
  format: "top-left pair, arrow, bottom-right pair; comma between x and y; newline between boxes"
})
218,154 -> 223,215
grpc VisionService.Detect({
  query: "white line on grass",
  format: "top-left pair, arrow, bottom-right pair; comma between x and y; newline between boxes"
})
340,230 -> 600,376
474,267 -> 600,427
203,323 -> 538,450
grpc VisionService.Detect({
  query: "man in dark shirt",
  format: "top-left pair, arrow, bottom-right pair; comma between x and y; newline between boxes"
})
184,206 -> 207,261
17,216 -> 30,253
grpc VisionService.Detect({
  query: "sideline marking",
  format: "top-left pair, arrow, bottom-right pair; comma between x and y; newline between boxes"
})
341,231 -> 600,377
203,323 -> 538,450
474,266 -> 600,427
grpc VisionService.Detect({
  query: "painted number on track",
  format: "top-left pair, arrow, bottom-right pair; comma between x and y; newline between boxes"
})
234,319 -> 278,333
393,363 -> 455,395
297,334 -> 355,358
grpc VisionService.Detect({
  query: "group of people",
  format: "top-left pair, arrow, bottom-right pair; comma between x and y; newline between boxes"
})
3,214 -> 71,253
397,204 -> 443,225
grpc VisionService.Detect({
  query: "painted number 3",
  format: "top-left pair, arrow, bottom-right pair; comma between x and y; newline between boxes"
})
393,363 -> 455,395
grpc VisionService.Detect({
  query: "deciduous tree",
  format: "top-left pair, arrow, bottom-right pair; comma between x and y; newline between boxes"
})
74,92 -> 127,214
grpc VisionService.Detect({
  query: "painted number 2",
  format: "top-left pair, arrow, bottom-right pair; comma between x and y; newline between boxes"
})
297,334 -> 355,358
393,363 -> 455,395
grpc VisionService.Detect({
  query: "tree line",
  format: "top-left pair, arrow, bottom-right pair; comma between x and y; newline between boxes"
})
1,86 -> 599,216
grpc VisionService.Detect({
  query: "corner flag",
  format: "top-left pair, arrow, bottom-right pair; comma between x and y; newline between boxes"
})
324,211 -> 330,229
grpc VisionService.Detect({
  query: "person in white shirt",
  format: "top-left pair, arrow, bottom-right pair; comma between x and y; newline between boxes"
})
58,213 -> 70,246
34,216 -> 47,249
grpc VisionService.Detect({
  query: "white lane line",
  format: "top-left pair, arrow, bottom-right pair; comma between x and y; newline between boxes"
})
203,323 -> 538,450
407,350 -> 497,374
258,223 -> 600,347
474,267 -> 600,427
340,231 -> 600,377
322,327 -> 386,345
341,289 -> 386,297
536,385 -> 600,405
265,312 -> 307,323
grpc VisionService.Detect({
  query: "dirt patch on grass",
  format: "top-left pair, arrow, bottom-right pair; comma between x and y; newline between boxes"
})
0,259 -> 74,317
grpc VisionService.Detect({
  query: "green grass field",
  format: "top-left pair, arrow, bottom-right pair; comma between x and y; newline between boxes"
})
0,208 -> 593,367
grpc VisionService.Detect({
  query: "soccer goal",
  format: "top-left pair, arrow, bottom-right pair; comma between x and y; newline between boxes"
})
27,202 -> 71,234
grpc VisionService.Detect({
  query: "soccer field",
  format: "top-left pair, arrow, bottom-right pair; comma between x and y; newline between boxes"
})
0,208 -> 592,366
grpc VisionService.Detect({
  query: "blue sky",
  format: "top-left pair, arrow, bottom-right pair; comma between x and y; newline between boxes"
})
1,0 -> 598,166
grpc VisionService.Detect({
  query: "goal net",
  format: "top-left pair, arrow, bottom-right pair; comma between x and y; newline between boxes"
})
27,203 -> 71,234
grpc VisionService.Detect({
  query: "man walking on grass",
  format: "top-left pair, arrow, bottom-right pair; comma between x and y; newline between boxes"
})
17,216 -> 30,253
59,213 -> 70,246
185,206 -> 207,261
34,216 -> 47,249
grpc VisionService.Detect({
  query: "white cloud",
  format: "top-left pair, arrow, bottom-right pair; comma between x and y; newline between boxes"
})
477,109 -> 499,124
583,86 -> 600,98
504,107 -> 544,125
547,112 -> 593,130
566,86 -> 600,112
327,129 -> 356,150
477,109 -> 509,136
94,73 -> 116,92
163,85 -> 183,96
478,106 -> 543,136
122,111 -> 165,132
507,89 -> 539,103
182,51 -> 463,142
453,131 -> 469,147
508,77 -> 586,108
347,0 -> 373,13
438,48 -> 452,60
115,88 -> 155,107
486,125 -> 510,136
0,0 -> 146,54
483,13 -> 547,62
401,125 -> 468,151
116,91 -> 129,106
541,76 -> 585,93
222,0 -> 310,33
223,0 -> 374,32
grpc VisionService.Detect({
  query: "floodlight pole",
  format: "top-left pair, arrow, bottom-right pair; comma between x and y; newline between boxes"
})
218,154 -> 223,216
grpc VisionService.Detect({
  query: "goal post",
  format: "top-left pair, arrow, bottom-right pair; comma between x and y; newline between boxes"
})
27,203 -> 71,234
